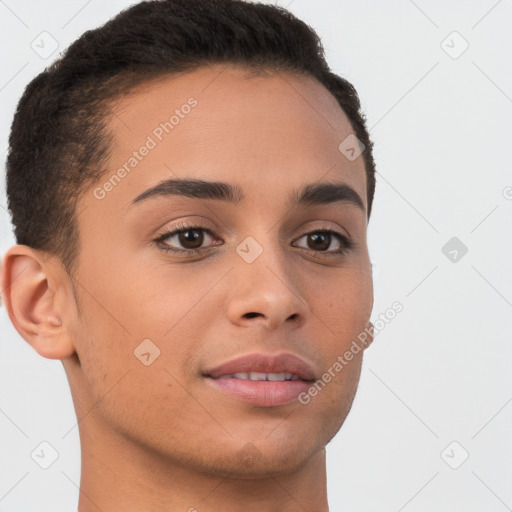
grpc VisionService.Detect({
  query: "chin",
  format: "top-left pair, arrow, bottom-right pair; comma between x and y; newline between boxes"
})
226,433 -> 323,478
204,449 -> 314,480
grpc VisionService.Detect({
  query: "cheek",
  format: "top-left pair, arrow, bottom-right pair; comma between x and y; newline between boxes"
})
315,267 -> 373,340
70,296 -> 193,437
95,255 -> 215,340
296,267 -> 371,417
307,271 -> 370,399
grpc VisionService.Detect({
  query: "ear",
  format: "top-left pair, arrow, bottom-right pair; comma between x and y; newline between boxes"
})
1,245 -> 76,359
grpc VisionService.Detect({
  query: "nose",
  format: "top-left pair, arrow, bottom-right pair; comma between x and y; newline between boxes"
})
225,243 -> 308,331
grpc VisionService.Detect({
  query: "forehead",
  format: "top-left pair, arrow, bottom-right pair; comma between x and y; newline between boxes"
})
91,64 -> 366,215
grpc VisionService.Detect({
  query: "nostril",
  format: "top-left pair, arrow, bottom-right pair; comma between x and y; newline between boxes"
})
244,312 -> 261,319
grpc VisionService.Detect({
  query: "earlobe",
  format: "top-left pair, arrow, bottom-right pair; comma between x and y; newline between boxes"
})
1,245 -> 76,359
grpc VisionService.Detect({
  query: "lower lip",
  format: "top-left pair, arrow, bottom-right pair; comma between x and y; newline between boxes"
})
204,376 -> 313,407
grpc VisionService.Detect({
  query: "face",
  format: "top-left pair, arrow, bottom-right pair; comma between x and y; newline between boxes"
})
65,64 -> 373,477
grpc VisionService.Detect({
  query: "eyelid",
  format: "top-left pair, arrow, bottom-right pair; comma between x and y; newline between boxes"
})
153,217 -> 216,241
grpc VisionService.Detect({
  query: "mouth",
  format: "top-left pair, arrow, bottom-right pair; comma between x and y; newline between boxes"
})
202,352 -> 316,407
215,372 -> 304,381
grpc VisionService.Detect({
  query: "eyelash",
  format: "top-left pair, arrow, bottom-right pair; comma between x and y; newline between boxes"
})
154,221 -> 354,257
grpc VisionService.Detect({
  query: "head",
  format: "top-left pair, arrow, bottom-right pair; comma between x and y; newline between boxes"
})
2,0 -> 376,478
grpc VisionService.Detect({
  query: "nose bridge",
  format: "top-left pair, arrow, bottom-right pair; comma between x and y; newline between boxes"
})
235,225 -> 290,284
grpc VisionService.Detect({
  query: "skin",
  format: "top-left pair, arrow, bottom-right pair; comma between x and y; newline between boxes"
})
1,64 -> 374,512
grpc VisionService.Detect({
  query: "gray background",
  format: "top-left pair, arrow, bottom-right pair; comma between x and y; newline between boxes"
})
1,0 -> 511,510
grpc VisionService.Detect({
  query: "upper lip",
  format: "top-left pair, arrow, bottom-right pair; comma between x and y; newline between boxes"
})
204,352 -> 316,381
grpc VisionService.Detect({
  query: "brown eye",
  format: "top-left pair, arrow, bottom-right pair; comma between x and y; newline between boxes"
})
306,232 -> 330,251
155,223 -> 220,254
176,228 -> 204,250
293,229 -> 353,255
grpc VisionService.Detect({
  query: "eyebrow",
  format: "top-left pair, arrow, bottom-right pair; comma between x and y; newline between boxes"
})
130,178 -> 365,212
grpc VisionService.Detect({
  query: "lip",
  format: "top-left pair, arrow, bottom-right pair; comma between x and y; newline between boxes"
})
203,352 -> 316,407
203,352 -> 316,381
204,377 -> 312,407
